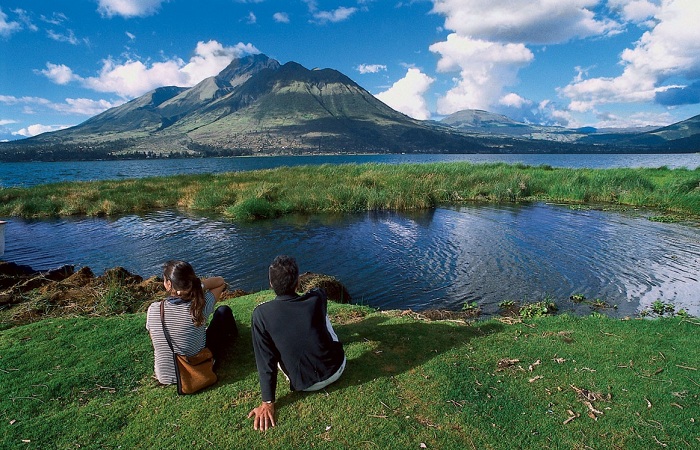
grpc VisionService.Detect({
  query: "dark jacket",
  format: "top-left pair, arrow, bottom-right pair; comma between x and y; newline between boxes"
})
251,288 -> 345,402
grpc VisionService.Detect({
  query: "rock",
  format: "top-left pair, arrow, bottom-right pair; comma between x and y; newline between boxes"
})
298,272 -> 352,303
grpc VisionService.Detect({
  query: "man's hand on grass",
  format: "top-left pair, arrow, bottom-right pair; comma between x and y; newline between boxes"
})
248,402 -> 276,431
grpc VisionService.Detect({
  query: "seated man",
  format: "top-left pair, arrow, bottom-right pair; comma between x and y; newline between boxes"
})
248,255 -> 346,431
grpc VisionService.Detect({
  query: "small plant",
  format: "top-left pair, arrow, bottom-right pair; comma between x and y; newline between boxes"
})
498,300 -> 516,308
676,309 -> 690,318
570,294 -> 586,302
519,301 -> 558,318
651,300 -> 675,316
591,298 -> 608,308
462,301 -> 479,312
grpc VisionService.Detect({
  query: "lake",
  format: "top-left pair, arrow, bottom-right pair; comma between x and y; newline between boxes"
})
3,204 -> 699,319
2,152 -> 700,188
2,153 -> 700,318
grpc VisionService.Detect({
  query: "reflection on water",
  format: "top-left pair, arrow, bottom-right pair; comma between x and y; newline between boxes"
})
4,204 -> 699,317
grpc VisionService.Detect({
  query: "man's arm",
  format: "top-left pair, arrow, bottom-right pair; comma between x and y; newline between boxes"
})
249,308 -> 279,431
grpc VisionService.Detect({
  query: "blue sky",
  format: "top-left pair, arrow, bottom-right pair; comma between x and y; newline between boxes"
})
1,0 -> 699,141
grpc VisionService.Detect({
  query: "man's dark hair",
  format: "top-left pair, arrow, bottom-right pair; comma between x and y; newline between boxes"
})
269,255 -> 299,295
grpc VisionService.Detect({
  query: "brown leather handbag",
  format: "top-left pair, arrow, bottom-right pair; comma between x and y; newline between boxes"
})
160,301 -> 217,395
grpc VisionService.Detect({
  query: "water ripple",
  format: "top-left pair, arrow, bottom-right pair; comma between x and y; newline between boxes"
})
3,204 -> 699,317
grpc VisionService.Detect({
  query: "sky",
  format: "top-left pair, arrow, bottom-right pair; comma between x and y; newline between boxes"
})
1,0 -> 700,141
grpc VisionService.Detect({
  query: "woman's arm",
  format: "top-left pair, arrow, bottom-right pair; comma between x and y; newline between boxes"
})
202,276 -> 227,301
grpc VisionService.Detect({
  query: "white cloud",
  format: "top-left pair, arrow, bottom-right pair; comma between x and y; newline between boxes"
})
0,94 -> 122,116
608,0 -> 661,23
375,68 -> 435,120
0,119 -> 18,126
0,94 -> 52,107
54,98 -> 125,115
125,31 -> 136,40
13,123 -> 71,137
273,12 -> 290,23
245,11 -> 257,24
313,7 -> 357,23
47,28 -> 80,45
430,34 -> 534,114
499,93 -> 530,108
41,40 -> 259,99
560,0 -> 700,110
430,0 -> 622,44
38,63 -> 81,85
0,7 -> 22,37
357,64 -> 387,74
427,1 -> 622,116
97,0 -> 168,18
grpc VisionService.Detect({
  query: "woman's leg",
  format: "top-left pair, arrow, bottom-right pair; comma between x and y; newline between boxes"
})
206,305 -> 238,368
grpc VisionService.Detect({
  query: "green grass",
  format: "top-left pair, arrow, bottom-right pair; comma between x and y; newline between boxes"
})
1,293 -> 697,449
1,162 -> 699,219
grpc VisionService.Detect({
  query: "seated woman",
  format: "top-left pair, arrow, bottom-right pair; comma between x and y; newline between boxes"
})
146,260 -> 237,385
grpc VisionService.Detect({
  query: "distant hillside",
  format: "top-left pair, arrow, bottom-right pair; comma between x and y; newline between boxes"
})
1,54 -> 698,161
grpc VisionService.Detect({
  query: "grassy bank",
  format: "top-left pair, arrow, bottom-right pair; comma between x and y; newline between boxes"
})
1,162 -> 699,220
1,295 -> 697,449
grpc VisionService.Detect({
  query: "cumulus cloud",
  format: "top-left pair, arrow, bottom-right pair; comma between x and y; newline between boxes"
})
431,0 -> 622,44
14,124 -> 71,137
499,93 -> 531,109
427,0 -> 622,116
430,35 -> 533,114
356,64 -> 387,74
0,7 -> 22,37
41,40 -> 259,99
561,0 -> 700,110
273,12 -> 290,23
38,63 -> 81,85
375,68 -> 435,120
97,0 -> 168,18
608,0 -> 661,23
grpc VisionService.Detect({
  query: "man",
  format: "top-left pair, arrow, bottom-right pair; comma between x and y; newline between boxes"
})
248,255 -> 346,431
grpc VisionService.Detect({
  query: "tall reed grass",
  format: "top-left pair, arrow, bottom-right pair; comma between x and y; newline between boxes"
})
1,162 -> 698,219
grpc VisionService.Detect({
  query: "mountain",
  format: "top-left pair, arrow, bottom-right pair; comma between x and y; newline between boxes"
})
441,109 -> 700,151
1,54 -> 489,160
2,54 -> 698,161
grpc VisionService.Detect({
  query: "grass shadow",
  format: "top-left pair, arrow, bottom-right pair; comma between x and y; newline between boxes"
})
274,315 -> 504,409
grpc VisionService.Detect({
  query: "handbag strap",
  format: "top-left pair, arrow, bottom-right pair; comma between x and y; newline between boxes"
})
159,300 -> 177,355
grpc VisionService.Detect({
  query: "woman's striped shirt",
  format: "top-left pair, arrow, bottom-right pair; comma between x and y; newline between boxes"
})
145,291 -> 216,384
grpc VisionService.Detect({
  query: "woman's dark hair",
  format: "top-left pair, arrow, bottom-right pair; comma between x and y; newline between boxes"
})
163,260 -> 206,327
269,255 -> 299,295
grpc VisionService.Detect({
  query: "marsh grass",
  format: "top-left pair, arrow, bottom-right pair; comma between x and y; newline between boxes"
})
1,295 -> 697,449
2,162 -> 699,220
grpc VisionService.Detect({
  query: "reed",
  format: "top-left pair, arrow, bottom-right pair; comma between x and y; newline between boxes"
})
1,162 -> 699,219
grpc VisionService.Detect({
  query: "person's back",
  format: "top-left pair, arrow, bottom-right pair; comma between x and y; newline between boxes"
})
248,255 -> 346,431
252,288 -> 344,396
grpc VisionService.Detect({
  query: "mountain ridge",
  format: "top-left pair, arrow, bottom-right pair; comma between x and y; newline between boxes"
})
1,53 -> 698,161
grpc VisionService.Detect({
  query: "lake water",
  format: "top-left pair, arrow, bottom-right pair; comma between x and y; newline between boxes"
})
2,153 -> 700,318
2,152 -> 700,188
3,204 -> 699,318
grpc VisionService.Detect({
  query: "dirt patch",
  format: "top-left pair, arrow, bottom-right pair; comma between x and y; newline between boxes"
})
1,263 -> 355,327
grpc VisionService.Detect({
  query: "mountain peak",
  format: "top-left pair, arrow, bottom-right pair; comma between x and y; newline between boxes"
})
216,53 -> 280,85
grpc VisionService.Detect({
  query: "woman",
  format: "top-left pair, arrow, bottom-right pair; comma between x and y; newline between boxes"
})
146,260 -> 237,385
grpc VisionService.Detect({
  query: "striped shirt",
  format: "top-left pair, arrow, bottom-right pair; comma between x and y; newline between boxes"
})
145,291 -> 216,384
